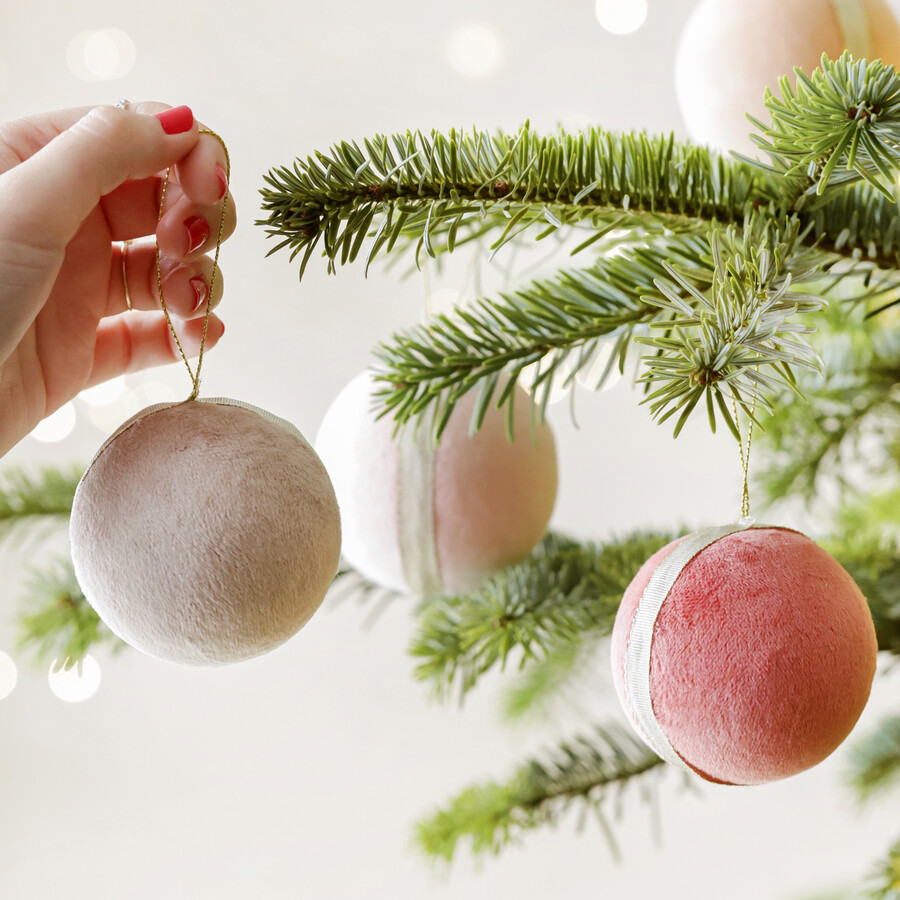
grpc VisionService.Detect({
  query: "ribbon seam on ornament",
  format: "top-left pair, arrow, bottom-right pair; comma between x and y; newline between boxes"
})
622,518 -> 757,775
832,0 -> 873,60
396,410 -> 443,596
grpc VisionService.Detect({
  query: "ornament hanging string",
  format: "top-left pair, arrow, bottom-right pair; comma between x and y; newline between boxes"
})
155,128 -> 231,401
732,392 -> 755,521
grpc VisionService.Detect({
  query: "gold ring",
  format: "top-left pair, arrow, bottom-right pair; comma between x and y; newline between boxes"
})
121,240 -> 133,311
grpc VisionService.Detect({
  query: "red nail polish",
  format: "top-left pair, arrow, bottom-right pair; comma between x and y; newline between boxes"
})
184,215 -> 210,254
154,105 -> 194,135
215,162 -> 228,200
189,276 -> 208,311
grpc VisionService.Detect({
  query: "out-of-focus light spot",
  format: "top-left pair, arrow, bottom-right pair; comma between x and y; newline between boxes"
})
576,337 -> 623,391
30,403 -> 76,443
426,288 -> 464,318
0,653 -> 17,700
446,23 -> 505,80
80,376 -> 126,406
66,29 -> 136,82
595,0 -> 648,35
520,355 -> 576,406
85,380 -> 179,433
48,655 -> 101,703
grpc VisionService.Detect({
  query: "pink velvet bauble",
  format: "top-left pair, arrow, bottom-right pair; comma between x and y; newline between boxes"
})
675,0 -> 900,154
70,399 -> 342,666
314,371 -> 558,595
610,527 -> 877,785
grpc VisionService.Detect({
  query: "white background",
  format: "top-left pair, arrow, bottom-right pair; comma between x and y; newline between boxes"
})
1,1 -> 898,897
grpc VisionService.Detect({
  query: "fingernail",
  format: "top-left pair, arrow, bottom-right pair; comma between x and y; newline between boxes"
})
154,105 -> 194,135
215,162 -> 228,200
184,215 -> 210,254
189,276 -> 208,311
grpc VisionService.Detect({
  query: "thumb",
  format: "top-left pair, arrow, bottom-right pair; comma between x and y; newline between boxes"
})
0,104 -> 198,251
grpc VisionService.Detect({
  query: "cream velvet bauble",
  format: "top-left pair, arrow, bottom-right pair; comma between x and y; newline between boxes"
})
675,0 -> 900,154
314,371 -> 558,595
70,398 -> 342,665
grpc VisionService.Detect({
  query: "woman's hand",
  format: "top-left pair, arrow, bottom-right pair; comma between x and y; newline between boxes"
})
0,102 -> 236,455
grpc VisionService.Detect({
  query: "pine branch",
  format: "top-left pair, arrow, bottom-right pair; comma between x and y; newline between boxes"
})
848,716 -> 900,803
258,125 -> 775,279
413,724 -> 663,863
866,837 -> 900,899
755,309 -> 900,507
409,531 -> 675,702
500,637 -> 598,723
375,219 -> 825,440
16,557 -> 124,668
0,465 -> 82,545
752,53 -> 900,201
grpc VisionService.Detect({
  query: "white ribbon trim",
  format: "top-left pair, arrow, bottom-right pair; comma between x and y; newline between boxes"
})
832,0 -> 873,60
396,415 -> 443,595
623,517 -> 758,774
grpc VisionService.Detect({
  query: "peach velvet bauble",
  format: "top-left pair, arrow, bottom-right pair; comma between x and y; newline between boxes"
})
314,371 -> 558,595
610,527 -> 877,785
70,399 -> 342,666
675,0 -> 900,154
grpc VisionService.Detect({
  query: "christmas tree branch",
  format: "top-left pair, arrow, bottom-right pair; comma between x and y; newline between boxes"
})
752,53 -> 900,201
865,836 -> 900,899
16,557 -> 124,668
0,465 -> 82,544
848,715 -> 900,804
258,125 -> 773,279
377,219 -> 825,439
755,310 -> 900,507
413,724 -> 664,862
410,531 -> 675,702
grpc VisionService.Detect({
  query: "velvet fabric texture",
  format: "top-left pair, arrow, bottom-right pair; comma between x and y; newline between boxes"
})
70,400 -> 342,665
611,528 -> 877,785
314,371 -> 558,594
675,0 -> 900,154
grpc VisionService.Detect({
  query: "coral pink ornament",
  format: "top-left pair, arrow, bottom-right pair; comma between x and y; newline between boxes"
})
611,523 -> 877,784
315,371 -> 558,595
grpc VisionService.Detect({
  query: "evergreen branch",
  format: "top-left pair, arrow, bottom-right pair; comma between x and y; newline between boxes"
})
410,531 -> 675,702
753,53 -> 900,200
635,219 -> 824,437
257,125 -> 775,278
806,181 -> 900,270
866,837 -> 900,899
375,220 -> 825,440
500,637 -> 598,723
833,541 -> 900,657
16,557 -> 124,668
0,465 -> 82,545
755,309 -> 900,507
372,242 -> 674,435
848,716 -> 900,803
413,724 -> 663,862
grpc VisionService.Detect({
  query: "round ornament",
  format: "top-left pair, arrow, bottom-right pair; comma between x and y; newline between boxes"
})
314,371 -> 558,595
610,523 -> 877,785
675,0 -> 900,154
70,398 -> 342,665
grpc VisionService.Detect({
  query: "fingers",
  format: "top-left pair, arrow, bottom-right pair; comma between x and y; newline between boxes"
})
0,103 -> 199,252
108,242 -> 225,318
86,311 -> 225,388
156,186 -> 237,259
